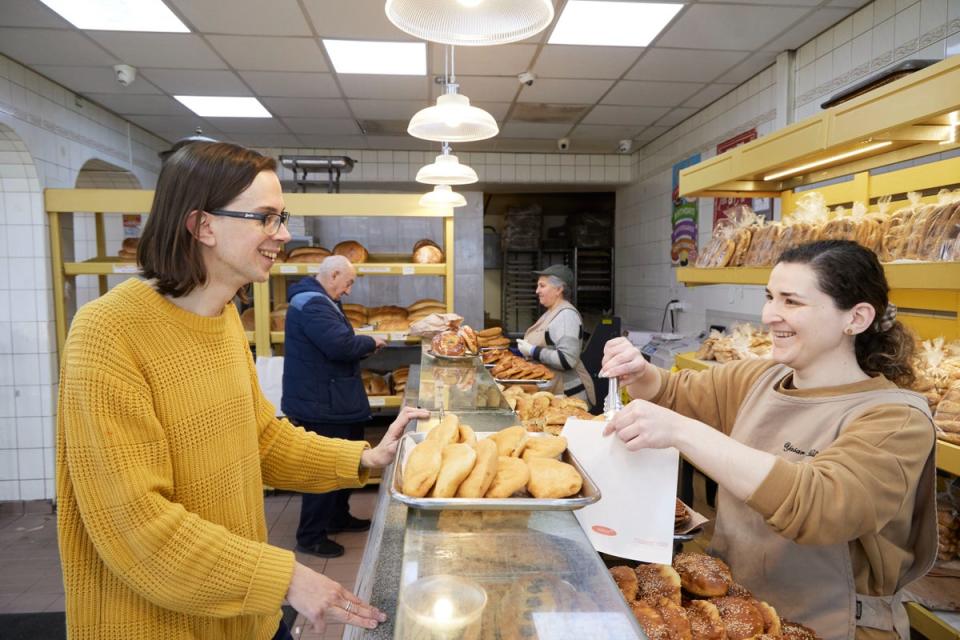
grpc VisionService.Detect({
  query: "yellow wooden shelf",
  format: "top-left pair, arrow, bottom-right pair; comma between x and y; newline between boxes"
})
63,257 -> 140,276
674,351 -> 714,372
271,261 -> 446,276
675,266 -> 770,286
938,440 -> 960,477
677,262 -> 960,290
368,395 -> 403,408
906,603 -> 960,640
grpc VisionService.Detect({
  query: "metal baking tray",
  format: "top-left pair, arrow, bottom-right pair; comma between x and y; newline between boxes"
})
425,349 -> 479,361
494,377 -> 552,388
390,431 -> 601,511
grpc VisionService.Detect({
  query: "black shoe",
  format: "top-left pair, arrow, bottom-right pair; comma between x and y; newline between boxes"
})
327,514 -> 371,534
295,536 -> 344,558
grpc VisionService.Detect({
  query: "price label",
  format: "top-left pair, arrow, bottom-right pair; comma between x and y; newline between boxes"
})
390,332 -> 410,341
306,265 -> 320,274
401,266 -> 415,275
112,264 -> 138,274
279,265 -> 299,274
368,397 -> 386,407
358,266 -> 391,274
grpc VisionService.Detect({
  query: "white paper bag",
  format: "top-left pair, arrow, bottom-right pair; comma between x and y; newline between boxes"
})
255,356 -> 285,416
562,418 -> 679,564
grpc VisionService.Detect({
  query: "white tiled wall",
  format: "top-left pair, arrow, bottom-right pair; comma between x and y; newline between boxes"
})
0,53 -> 166,501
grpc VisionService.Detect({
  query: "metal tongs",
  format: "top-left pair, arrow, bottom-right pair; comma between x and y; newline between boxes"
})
602,374 -> 623,421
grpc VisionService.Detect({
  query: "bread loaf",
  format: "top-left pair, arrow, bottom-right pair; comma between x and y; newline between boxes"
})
240,307 -> 256,331
412,244 -> 444,264
333,240 -> 369,263
287,246 -> 331,262
269,307 -> 286,331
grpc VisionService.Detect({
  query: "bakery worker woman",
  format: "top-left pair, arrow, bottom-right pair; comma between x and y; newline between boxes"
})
518,264 -> 596,406
601,240 -> 936,640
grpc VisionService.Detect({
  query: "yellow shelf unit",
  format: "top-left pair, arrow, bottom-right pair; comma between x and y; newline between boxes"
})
673,352 -> 713,372
246,330 -> 420,346
45,190 -> 455,357
906,603 -> 960,640
939,441 -> 960,477
678,56 -> 960,198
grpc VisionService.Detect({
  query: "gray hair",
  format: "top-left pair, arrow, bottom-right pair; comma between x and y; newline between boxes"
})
317,254 -> 353,280
544,275 -> 569,299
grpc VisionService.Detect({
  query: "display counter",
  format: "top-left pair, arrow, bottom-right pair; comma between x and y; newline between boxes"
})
346,356 -> 644,639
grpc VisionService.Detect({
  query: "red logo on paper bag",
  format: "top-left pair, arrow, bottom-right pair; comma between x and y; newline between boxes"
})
592,525 -> 617,537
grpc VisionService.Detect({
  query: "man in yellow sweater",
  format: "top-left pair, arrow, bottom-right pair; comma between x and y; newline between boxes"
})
56,141 -> 428,640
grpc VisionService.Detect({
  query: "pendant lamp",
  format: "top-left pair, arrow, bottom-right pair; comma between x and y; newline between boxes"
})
385,0 -> 554,46
420,184 -> 467,208
408,85 -> 499,142
416,143 -> 478,185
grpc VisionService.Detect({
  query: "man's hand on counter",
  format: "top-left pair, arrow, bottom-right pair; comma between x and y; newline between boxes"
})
360,405 -> 430,469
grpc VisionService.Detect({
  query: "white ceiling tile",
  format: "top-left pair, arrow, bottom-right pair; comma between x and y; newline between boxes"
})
84,93 -> 191,116
582,105 -> 670,126
532,45 -> 642,79
473,102 -> 511,121
127,114 -> 214,134
238,71 -> 341,98
500,122 -> 573,139
339,75 -> 428,100
760,8 -> 854,51
281,117 -> 361,135
570,124 -> 645,140
140,69 -> 250,96
348,99 -> 426,120
656,5 -> 811,50
32,64 -> 162,94
86,33 -> 225,69
429,44 -> 538,76
0,1 -> 72,28
627,48 -> 750,83
362,135 -> 433,150
656,107 -> 700,128
431,76 -> 519,102
260,97 -> 351,118
169,0 -> 313,36
295,134 -> 370,148
828,0 -> 870,8
516,78 -> 615,104
207,36 -> 329,72
229,133 -> 304,147
0,28 -> 116,66
491,138 -> 556,152
637,125 -> 670,142
715,52 -> 778,85
303,0 -> 416,40
683,83 -> 736,108
510,102 -> 589,124
206,117 -> 289,134
602,80 -> 703,107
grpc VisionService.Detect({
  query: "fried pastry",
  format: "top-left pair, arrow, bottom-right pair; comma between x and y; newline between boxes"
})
610,565 -> 639,602
401,439 -> 442,497
635,563 -> 682,605
430,443 -> 477,498
631,600 -> 672,640
656,596 -> 693,640
485,456 -> 530,498
521,434 -> 568,461
684,600 -> 726,640
425,413 -> 460,445
751,600 -> 781,636
526,457 -> 582,498
673,552 -> 732,597
780,620 -> 821,640
455,438 -> 498,498
711,596 -> 764,640
457,423 -> 477,446
488,425 -> 528,457
727,582 -> 753,598
675,499 -> 691,529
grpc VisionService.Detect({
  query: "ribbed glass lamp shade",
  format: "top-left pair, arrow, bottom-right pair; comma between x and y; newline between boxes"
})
420,185 -> 467,208
408,93 -> 499,142
385,0 -> 554,46
416,153 -> 478,185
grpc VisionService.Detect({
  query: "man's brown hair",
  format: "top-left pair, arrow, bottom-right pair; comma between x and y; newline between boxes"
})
138,142 -> 277,298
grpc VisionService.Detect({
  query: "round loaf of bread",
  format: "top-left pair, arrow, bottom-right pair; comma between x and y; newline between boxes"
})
333,240 -> 368,263
673,552 -> 732,597
408,298 -> 444,312
363,372 -> 390,396
711,597 -> 764,640
121,237 -> 139,251
412,244 -> 444,264
431,330 -> 465,356
240,307 -> 256,331
287,246 -> 331,262
413,238 -> 440,252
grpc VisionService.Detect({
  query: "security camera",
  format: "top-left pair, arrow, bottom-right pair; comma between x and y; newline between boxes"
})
518,71 -> 536,87
113,64 -> 137,87
618,139 -> 633,154
557,137 -> 570,152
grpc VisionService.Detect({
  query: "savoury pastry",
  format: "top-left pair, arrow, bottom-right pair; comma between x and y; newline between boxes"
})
526,457 -> 582,499
711,596 -> 764,640
425,413 -> 460,445
610,565 -> 639,602
485,456 -> 530,498
457,423 -> 477,446
401,439 -> 442,497
430,443 -> 477,498
780,620 -> 821,640
672,552 -> 732,597
488,425 -> 528,457
656,596 -> 693,640
684,600 -> 726,640
631,600 -> 672,640
455,438 -> 498,498
521,434 -> 568,461
635,563 -> 682,605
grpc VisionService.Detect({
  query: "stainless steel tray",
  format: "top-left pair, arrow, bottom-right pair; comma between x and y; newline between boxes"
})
425,349 -> 479,361
390,431 -> 601,511
494,377 -> 552,388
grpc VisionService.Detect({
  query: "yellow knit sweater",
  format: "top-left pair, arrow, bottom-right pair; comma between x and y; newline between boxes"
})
56,279 -> 369,640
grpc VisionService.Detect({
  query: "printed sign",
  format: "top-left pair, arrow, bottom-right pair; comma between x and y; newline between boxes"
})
713,129 -> 757,228
122,214 -> 141,238
671,154 -> 700,266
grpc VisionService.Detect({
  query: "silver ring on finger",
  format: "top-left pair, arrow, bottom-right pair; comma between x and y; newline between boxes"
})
344,601 -> 353,614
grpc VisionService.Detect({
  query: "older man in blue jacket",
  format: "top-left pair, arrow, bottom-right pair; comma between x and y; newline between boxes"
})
282,254 -> 386,558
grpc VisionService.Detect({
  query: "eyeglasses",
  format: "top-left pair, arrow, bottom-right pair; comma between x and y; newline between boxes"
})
208,209 -> 289,235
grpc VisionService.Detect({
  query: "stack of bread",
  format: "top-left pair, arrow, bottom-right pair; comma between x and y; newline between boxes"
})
391,366 -> 409,396
500,386 -> 601,434
367,305 -> 408,331
488,352 -> 555,383
430,323 -> 480,356
407,298 -> 446,324
881,191 -> 960,262
342,303 -> 367,329
332,240 -> 369,263
938,499 -> 959,562
476,326 -> 511,348
411,238 -> 444,264
270,303 -> 288,331
118,237 -> 138,261
361,369 -> 390,396
401,417 -> 583,499
283,246 -> 330,263
934,382 -> 960,445
911,337 -> 960,415
695,324 -> 772,363
610,552 -> 821,640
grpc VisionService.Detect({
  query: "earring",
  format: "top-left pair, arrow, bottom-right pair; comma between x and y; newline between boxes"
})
844,327 -> 853,335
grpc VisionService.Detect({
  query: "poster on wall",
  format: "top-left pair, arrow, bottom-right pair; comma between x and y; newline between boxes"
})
712,129 -> 757,229
671,154 -> 700,267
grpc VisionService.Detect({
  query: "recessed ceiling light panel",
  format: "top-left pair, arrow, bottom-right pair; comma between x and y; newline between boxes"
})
39,0 -> 190,32
323,40 -> 426,76
174,96 -> 272,118
549,1 -> 683,47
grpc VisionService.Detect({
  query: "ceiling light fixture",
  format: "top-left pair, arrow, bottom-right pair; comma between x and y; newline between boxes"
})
420,184 -> 467,208
416,143 -> 479,185
762,141 -> 894,181
174,96 -> 272,118
549,1 -> 683,47
385,0 -> 554,46
39,0 -> 189,32
323,39 -> 427,76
